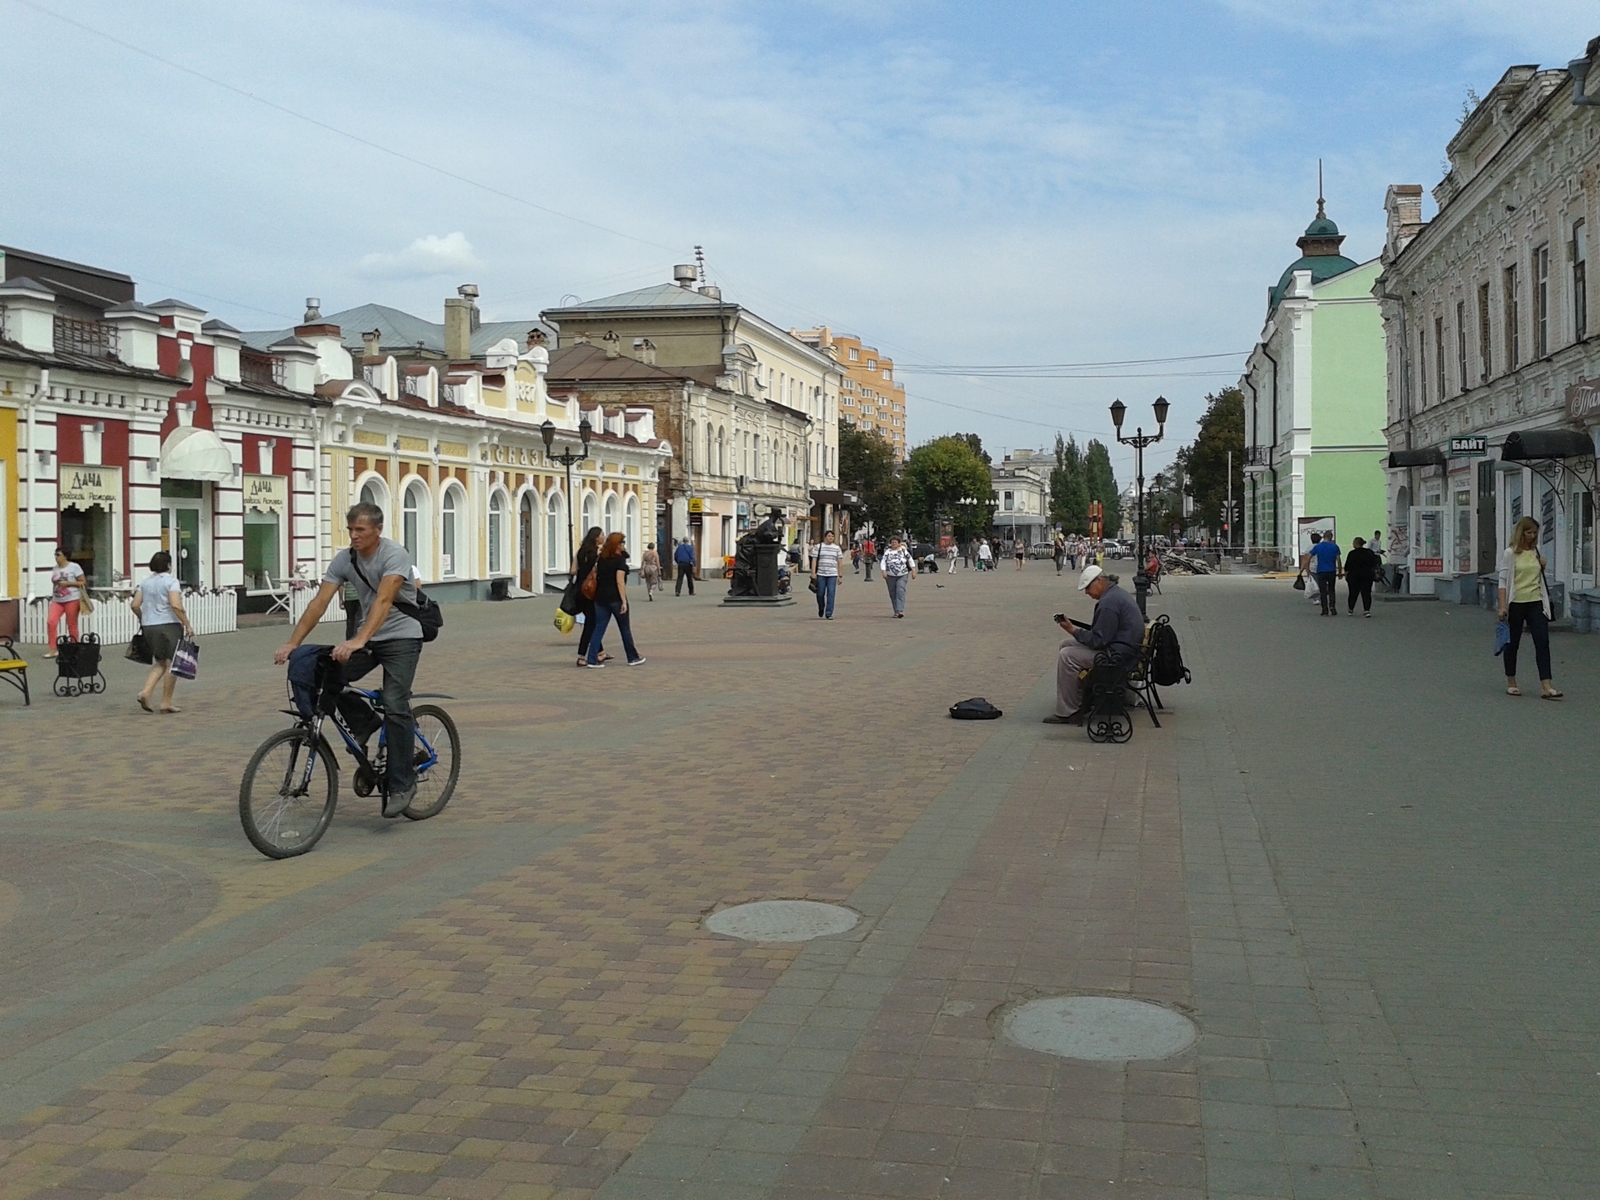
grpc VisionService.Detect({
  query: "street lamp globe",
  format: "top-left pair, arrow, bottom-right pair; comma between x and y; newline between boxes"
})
539,419 -> 555,451
1152,395 -> 1171,428
1109,399 -> 1127,432
578,418 -> 592,451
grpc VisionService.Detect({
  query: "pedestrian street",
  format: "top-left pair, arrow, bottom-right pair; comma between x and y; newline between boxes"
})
2,566 -> 1598,1199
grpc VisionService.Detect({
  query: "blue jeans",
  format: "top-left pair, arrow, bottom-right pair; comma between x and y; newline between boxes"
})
288,639 -> 421,797
587,600 -> 640,664
815,574 -> 837,617
885,574 -> 908,613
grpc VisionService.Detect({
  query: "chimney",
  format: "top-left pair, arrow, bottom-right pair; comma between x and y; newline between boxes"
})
673,264 -> 697,289
361,328 -> 382,360
602,330 -> 621,359
697,285 -> 722,300
633,338 -> 657,365
444,283 -> 478,361
303,297 -> 322,322
1383,185 -> 1425,262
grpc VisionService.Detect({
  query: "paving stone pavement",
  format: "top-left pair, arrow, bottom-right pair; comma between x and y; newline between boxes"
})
1,565 -> 1598,1198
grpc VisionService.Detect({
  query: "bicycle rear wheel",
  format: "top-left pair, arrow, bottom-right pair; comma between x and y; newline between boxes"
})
403,704 -> 460,820
240,728 -> 338,858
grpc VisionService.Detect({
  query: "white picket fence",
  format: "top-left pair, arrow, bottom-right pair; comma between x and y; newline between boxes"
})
20,590 -> 238,646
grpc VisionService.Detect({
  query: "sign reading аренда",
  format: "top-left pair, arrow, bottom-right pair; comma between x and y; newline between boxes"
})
59,465 -> 122,510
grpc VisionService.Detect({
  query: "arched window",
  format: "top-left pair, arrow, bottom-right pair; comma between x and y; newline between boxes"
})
705,424 -> 714,474
357,476 -> 389,531
402,480 -> 428,566
717,427 -> 726,476
546,490 -> 566,572
686,420 -> 696,472
625,494 -> 640,550
581,490 -> 598,536
441,487 -> 460,577
603,491 -> 619,534
488,490 -> 505,575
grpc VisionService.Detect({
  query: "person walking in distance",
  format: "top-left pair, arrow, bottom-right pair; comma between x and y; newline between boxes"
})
131,550 -> 194,713
1498,516 -> 1561,699
862,535 -> 877,582
1304,531 -> 1342,616
573,526 -> 605,666
812,529 -> 843,619
673,537 -> 696,596
881,535 -> 915,617
640,542 -> 662,601
1054,534 -> 1066,576
1014,539 -> 1026,570
977,538 -> 993,571
45,546 -> 89,656
585,532 -> 645,668
1343,537 -> 1379,617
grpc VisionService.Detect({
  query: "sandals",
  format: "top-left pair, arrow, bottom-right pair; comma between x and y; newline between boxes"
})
1542,690 -> 1564,701
1505,686 -> 1522,696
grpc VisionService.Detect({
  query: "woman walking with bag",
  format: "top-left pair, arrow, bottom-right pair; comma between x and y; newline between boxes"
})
640,542 -> 662,600
880,535 -> 915,618
571,526 -> 605,667
1498,516 -> 1562,699
130,551 -> 193,713
584,532 -> 645,668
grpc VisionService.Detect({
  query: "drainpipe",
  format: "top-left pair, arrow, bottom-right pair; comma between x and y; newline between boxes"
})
24,369 -> 47,601
1261,345 -> 1281,564
1242,374 -> 1258,552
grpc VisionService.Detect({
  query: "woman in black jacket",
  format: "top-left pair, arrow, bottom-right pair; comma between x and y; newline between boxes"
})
571,526 -> 605,666
1343,537 -> 1380,617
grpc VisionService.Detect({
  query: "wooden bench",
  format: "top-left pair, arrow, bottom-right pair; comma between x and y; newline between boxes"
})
0,637 -> 29,706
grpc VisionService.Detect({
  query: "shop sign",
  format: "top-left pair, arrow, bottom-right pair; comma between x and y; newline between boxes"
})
688,498 -> 705,513
1415,558 -> 1445,573
1567,378 -> 1600,421
244,474 -> 287,515
60,464 -> 121,510
1448,436 -> 1486,456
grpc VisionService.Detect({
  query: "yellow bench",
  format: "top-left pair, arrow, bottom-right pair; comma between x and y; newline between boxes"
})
0,637 -> 29,706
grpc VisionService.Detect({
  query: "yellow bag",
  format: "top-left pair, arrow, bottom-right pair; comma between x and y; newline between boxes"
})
79,590 -> 95,615
553,608 -> 575,635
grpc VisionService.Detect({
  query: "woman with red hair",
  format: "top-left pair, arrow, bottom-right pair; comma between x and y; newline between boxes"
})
584,532 -> 645,668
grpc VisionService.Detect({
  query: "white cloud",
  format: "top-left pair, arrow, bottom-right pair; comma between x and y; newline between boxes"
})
1213,0 -> 1596,56
355,232 -> 481,281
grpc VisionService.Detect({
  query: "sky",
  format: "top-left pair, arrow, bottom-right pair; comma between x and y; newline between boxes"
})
4,0 -> 1598,483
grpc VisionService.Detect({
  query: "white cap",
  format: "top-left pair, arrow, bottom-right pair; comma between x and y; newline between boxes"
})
1077,564 -> 1103,591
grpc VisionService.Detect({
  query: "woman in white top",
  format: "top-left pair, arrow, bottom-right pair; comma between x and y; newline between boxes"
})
45,546 -> 89,656
129,550 -> 194,713
812,529 -> 844,619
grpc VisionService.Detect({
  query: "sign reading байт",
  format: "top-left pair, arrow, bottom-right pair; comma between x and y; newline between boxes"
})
1448,436 -> 1486,456
244,474 -> 287,515
59,465 -> 121,510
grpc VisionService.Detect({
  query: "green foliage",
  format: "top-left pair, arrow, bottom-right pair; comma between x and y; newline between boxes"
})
902,435 -> 995,540
838,422 -> 904,535
1083,439 -> 1120,533
1049,433 -> 1090,533
1177,388 -> 1245,532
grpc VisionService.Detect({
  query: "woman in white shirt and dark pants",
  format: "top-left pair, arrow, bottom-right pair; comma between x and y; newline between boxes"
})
812,530 -> 843,619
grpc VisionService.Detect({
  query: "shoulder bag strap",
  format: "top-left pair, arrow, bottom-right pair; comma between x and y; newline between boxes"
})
349,547 -> 424,620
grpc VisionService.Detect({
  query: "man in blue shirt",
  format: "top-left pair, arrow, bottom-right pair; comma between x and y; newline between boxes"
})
673,538 -> 696,596
1303,531 -> 1342,616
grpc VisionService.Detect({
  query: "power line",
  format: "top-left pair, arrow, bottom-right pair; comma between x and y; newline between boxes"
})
900,351 -> 1249,373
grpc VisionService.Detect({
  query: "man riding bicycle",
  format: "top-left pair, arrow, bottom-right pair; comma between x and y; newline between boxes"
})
275,502 -> 423,818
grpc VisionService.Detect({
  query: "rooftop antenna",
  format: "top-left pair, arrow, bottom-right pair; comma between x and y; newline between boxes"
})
1317,159 -> 1326,218
694,244 -> 706,284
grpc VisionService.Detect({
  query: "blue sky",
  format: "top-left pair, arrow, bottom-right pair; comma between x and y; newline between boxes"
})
3,0 -> 1596,481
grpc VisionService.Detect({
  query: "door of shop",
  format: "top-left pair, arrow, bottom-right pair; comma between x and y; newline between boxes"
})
518,493 -> 534,591
161,480 -> 205,589
1409,506 -> 1446,594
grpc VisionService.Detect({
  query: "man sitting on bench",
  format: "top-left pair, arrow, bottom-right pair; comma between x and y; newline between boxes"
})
1044,565 -> 1146,725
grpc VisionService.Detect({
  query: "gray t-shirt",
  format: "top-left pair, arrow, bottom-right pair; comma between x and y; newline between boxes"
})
325,538 -> 422,641
137,572 -> 181,627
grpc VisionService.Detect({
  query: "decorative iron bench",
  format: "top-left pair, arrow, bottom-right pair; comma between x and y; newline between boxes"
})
53,635 -> 105,698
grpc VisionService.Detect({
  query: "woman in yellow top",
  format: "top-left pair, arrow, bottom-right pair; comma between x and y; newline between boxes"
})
1496,516 -> 1561,699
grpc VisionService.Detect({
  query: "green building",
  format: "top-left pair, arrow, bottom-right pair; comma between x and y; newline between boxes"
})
1240,200 -> 1390,567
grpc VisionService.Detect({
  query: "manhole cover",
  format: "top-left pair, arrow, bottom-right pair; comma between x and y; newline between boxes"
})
703,900 -> 859,942
1000,996 -> 1197,1061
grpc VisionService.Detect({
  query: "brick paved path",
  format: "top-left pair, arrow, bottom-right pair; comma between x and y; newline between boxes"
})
1,565 -> 1598,1198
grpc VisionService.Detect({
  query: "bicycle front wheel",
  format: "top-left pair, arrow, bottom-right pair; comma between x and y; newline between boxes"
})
403,704 -> 460,820
240,729 -> 338,858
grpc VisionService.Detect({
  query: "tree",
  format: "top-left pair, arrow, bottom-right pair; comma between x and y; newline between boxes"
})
1049,433 -> 1090,533
838,422 -> 904,535
1179,388 -> 1245,535
901,435 -> 994,540
1083,439 -> 1121,535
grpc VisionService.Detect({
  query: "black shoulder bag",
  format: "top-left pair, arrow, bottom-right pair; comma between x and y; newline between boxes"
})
348,550 -> 443,642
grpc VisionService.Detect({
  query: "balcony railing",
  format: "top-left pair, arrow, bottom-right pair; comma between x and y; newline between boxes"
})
1244,446 -> 1272,467
240,347 -> 286,389
53,316 -> 118,359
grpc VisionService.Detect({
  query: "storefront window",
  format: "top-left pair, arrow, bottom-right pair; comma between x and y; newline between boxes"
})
1573,489 -> 1595,577
1540,485 -> 1556,546
1454,489 -> 1473,574
244,510 -> 281,588
488,491 -> 504,575
60,506 -> 113,587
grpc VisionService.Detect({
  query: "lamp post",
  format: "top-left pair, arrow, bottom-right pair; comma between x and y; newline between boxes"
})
1109,395 -> 1169,616
540,416 -> 591,572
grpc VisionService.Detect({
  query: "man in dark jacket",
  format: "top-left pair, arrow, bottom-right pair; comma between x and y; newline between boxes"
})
673,538 -> 696,596
1343,537 -> 1380,617
1045,565 -> 1145,723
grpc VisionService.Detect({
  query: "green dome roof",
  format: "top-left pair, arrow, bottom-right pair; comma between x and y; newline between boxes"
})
1268,253 -> 1359,313
1303,214 -> 1340,237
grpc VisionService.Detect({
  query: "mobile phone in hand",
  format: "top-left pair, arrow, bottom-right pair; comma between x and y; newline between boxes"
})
1053,613 -> 1067,624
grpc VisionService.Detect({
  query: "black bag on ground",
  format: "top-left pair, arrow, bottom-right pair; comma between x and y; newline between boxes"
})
949,697 -> 1003,720
1148,615 -> 1191,687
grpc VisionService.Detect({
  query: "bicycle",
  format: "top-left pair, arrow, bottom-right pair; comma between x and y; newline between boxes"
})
239,658 -> 460,859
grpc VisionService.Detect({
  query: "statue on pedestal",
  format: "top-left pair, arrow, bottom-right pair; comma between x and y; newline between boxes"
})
727,508 -> 786,598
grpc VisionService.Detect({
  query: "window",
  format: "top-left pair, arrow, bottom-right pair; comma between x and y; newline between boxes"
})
359,479 -> 386,520
244,509 -> 280,589
1534,244 -> 1550,358
1575,220 -> 1588,341
603,491 -> 618,534
1004,491 -> 1015,511
1478,281 -> 1492,380
1574,487 -> 1595,576
1434,316 -> 1445,400
848,347 -> 858,360
581,490 -> 597,534
546,491 -> 566,572
1418,329 -> 1428,405
686,420 -> 696,472
717,427 -> 725,475
441,487 -> 459,577
625,494 -> 640,550
882,368 -> 891,381
1504,263 -> 1520,371
706,424 -> 714,473
866,359 -> 877,370
402,481 -> 426,563
1456,300 -> 1468,393
488,490 -> 504,574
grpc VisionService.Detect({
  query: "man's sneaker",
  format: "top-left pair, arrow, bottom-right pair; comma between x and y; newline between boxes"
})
585,660 -> 606,669
627,656 -> 646,666
382,786 -> 415,818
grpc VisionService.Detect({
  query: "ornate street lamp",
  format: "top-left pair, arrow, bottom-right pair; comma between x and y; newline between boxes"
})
541,416 -> 592,571
1109,395 -> 1168,615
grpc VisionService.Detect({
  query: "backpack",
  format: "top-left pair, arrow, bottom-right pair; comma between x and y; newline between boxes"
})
348,549 -> 444,643
949,697 -> 1003,720
1147,614 -> 1189,687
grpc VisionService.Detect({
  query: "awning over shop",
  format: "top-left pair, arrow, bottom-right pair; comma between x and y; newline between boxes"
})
160,426 -> 235,482
1387,448 -> 1446,469
1500,429 -> 1596,461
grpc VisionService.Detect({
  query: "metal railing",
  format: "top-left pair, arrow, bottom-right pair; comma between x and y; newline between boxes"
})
240,347 -> 285,388
1244,446 -> 1272,467
53,316 -> 118,359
